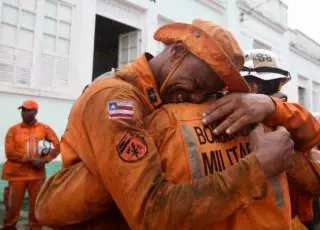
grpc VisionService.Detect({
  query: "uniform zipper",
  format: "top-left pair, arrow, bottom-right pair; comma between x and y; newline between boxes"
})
26,136 -> 30,160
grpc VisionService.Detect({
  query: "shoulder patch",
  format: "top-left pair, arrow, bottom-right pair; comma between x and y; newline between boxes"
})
107,101 -> 134,119
147,88 -> 158,104
117,131 -> 148,162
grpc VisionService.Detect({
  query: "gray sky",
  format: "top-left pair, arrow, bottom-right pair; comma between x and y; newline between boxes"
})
283,0 -> 320,43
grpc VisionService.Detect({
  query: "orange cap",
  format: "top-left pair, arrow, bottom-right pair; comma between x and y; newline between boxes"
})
154,19 -> 250,93
18,100 -> 39,111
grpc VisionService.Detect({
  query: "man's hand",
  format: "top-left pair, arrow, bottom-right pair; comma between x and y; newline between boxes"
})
249,125 -> 294,177
30,157 -> 47,168
202,93 -> 275,135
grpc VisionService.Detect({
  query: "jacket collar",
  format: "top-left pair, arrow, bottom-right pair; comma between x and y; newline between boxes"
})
115,53 -> 162,113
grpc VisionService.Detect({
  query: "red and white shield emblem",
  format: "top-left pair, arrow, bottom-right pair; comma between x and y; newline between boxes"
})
117,131 -> 148,162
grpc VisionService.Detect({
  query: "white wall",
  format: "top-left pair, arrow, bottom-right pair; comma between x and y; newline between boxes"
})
156,0 -> 225,25
289,51 -> 320,108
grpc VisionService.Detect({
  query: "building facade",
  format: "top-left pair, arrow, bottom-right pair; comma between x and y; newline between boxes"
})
0,0 -> 319,162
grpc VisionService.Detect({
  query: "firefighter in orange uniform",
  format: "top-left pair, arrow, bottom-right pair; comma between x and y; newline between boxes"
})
239,48 -> 320,230
35,20 -> 320,229
2,100 -> 60,230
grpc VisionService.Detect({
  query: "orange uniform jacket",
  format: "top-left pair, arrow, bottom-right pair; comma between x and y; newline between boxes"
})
274,93 -> 320,225
146,103 -> 320,229
35,54 -> 320,229
3,121 -> 60,181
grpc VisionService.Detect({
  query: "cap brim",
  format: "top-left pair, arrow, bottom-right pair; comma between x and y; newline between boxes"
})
154,22 -> 195,45
241,71 -> 290,83
18,106 -> 37,110
154,23 -> 250,93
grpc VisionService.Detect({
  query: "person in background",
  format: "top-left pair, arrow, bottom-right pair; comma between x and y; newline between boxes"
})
240,49 -> 320,230
2,100 -> 60,230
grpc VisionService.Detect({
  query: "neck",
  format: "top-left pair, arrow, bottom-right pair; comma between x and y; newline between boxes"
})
23,120 -> 36,126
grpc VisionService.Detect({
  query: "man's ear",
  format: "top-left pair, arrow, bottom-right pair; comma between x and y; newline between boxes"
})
170,42 -> 188,60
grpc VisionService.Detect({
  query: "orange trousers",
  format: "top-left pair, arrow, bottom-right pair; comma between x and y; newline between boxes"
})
2,179 -> 45,230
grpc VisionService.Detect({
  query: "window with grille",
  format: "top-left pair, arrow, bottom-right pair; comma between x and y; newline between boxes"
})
40,0 -> 73,88
118,31 -> 141,67
298,75 -> 309,108
298,86 -> 307,107
0,0 -> 37,85
312,81 -> 320,112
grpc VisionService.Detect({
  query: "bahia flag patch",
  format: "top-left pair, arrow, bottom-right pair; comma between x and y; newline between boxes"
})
108,101 -> 134,119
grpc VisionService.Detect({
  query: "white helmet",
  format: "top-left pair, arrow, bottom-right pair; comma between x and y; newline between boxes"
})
38,139 -> 55,157
241,49 -> 291,87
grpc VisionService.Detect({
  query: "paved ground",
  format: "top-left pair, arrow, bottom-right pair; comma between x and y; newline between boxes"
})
0,161 -> 62,228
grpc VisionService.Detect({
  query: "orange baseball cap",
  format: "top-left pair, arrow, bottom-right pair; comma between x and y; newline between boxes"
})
18,100 -> 39,111
154,19 -> 250,93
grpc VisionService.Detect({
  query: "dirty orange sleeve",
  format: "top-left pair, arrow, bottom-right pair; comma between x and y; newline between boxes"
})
43,125 -> 60,162
83,87 -> 268,229
287,152 -> 320,197
265,97 -> 320,152
4,127 -> 25,163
